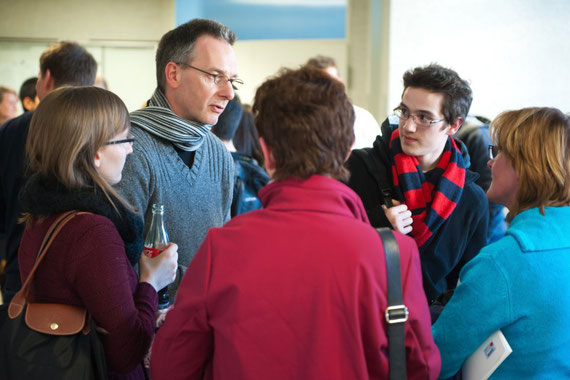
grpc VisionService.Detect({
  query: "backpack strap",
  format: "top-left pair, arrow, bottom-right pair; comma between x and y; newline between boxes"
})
377,227 -> 408,380
355,148 -> 394,208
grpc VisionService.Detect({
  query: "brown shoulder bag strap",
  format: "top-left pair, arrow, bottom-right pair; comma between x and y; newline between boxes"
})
8,211 -> 83,318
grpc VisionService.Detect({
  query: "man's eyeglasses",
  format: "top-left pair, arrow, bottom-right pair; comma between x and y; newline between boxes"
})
393,107 -> 445,128
176,62 -> 244,90
104,138 -> 135,146
488,145 -> 500,160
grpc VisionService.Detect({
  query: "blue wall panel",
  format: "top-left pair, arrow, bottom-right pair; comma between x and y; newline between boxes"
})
175,0 -> 346,40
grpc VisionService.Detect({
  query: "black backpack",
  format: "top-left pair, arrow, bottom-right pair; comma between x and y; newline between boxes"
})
231,153 -> 270,217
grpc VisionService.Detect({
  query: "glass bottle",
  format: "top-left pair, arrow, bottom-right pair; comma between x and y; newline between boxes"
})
143,203 -> 171,310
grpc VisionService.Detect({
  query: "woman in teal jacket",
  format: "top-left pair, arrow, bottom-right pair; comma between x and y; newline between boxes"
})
432,107 -> 570,379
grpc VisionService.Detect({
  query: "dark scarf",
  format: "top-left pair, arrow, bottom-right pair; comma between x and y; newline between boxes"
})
389,128 -> 466,249
130,88 -> 211,152
19,174 -> 144,265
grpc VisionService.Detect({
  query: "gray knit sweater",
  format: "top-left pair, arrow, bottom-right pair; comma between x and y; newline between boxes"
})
116,125 -> 234,291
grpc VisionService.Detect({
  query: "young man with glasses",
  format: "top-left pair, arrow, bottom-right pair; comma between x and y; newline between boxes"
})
346,64 -> 488,307
116,19 -> 240,301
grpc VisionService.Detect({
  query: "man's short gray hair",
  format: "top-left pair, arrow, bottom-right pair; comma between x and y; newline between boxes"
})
155,18 -> 236,91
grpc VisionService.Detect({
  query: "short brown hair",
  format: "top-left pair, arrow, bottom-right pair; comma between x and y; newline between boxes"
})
490,107 -> 570,216
253,66 -> 354,181
39,41 -> 97,88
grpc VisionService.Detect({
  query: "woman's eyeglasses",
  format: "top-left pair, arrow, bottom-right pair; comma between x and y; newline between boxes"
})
104,138 -> 135,146
488,145 -> 500,160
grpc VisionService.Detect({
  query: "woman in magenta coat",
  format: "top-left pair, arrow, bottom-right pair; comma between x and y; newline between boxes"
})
151,67 -> 440,380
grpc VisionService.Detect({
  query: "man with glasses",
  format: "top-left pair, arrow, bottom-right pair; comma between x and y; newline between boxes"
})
346,64 -> 488,308
116,19 -> 239,300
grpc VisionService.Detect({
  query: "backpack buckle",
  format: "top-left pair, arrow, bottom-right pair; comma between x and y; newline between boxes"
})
385,305 -> 409,324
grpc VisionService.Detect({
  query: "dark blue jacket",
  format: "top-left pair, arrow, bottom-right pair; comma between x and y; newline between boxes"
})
346,119 -> 488,303
231,152 -> 270,217
455,122 -> 507,243
0,111 -> 33,302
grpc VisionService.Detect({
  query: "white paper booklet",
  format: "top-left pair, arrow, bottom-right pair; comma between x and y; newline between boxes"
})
462,329 -> 512,380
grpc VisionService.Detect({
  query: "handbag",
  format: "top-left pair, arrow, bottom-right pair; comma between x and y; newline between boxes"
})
377,228 -> 409,380
0,210 -> 107,380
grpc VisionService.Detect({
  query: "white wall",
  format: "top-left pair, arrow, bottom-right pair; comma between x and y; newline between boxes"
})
233,39 -> 346,105
0,0 -> 173,112
387,0 -> 570,120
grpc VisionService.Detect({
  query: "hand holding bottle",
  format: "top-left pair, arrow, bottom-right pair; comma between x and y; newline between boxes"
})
139,242 -> 178,292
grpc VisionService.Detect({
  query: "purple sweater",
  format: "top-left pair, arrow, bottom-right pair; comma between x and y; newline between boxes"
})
19,213 -> 157,379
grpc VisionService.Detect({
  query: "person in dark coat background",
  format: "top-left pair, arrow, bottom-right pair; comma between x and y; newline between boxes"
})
0,41 -> 97,303
211,97 -> 270,217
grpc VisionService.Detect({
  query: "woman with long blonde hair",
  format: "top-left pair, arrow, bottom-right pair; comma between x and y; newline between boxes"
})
16,86 -> 178,379
433,107 -> 570,378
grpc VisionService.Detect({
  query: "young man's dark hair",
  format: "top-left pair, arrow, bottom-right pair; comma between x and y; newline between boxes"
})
19,77 -> 37,111
39,41 -> 97,88
155,18 -> 236,91
253,66 -> 355,182
402,63 -> 473,125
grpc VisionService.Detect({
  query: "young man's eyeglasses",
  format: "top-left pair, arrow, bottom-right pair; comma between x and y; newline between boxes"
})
393,106 -> 445,128
176,62 -> 244,90
488,145 -> 500,160
104,138 -> 135,146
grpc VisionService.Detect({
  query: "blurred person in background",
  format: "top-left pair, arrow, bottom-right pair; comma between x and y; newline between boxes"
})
211,97 -> 269,217
94,75 -> 109,90
151,66 -> 440,380
456,115 -> 507,243
0,41 -> 97,304
306,55 -> 381,149
19,77 -> 39,112
433,107 -> 570,378
0,86 -> 18,125
233,104 -> 265,166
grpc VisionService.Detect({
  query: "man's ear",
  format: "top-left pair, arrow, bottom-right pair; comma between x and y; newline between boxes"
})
39,69 -> 55,97
164,62 -> 182,89
447,117 -> 464,135
259,137 -> 275,178
22,97 -> 35,112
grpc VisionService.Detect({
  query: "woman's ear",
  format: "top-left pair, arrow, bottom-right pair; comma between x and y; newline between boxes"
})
94,151 -> 101,169
259,137 -> 275,178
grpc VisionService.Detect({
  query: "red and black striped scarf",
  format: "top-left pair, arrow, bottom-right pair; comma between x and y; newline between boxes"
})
389,128 -> 466,249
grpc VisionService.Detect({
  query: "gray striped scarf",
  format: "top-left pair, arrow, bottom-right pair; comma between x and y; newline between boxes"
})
130,88 -> 211,152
